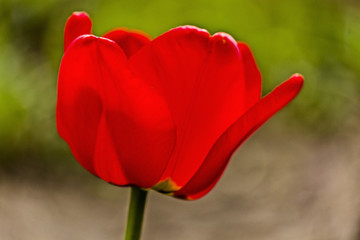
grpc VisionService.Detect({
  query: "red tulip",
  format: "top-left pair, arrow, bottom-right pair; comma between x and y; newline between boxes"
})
57,12 -> 303,200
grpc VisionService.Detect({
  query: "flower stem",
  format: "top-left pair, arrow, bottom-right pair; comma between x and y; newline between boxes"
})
124,187 -> 148,240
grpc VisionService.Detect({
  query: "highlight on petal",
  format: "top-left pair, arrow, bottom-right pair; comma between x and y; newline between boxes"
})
130,26 -> 251,190
103,29 -> 151,58
174,74 -> 304,199
57,35 -> 176,188
64,12 -> 92,51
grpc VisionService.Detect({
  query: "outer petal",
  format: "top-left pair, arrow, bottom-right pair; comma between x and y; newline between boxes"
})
130,26 -> 248,190
174,74 -> 304,199
103,29 -> 151,58
57,85 -> 102,177
64,12 -> 92,51
238,42 -> 262,108
57,35 -> 176,188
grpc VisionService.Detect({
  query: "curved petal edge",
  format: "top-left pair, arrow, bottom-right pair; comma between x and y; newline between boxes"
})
174,74 -> 304,200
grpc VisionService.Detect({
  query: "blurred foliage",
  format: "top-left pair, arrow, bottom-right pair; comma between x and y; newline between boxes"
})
0,0 -> 359,177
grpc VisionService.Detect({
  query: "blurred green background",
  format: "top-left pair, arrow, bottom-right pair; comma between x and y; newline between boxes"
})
0,0 -> 358,179
0,0 -> 359,239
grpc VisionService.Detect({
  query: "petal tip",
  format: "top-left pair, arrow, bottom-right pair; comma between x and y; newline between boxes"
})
169,25 -> 210,38
71,34 -> 97,45
212,32 -> 237,45
64,12 -> 93,51
288,73 -> 304,90
211,32 -> 239,57
71,11 -> 90,18
69,34 -> 118,49
291,73 -> 304,81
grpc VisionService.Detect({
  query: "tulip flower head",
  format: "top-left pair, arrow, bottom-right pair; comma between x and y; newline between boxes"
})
57,12 -> 303,200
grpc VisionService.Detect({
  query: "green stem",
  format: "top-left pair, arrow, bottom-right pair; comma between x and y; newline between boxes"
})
124,187 -> 148,240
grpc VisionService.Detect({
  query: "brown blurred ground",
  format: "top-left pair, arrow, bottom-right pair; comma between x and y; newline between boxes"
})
1,120 -> 359,240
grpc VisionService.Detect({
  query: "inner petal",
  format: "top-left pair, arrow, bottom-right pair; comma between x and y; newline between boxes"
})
129,27 -> 246,189
102,29 -> 151,58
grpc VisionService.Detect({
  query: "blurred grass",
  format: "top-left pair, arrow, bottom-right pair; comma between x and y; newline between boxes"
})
0,0 -> 359,179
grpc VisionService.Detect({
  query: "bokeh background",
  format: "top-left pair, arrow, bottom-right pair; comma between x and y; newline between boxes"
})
0,0 -> 359,239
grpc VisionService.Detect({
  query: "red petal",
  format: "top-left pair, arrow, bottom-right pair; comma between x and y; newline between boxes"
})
93,114 -> 128,185
103,29 -> 151,58
57,35 -> 176,188
56,85 -> 102,176
174,74 -> 304,199
64,12 -> 92,52
238,42 -> 262,109
130,26 -> 250,190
